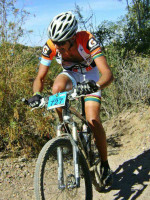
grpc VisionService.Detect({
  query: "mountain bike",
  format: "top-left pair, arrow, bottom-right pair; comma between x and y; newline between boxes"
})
23,88 -> 103,200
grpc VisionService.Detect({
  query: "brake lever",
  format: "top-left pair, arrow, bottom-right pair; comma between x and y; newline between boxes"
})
68,88 -> 86,100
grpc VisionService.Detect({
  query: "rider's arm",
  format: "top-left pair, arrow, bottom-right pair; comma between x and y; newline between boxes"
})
79,31 -> 113,89
33,63 -> 49,94
94,55 -> 114,90
33,39 -> 56,94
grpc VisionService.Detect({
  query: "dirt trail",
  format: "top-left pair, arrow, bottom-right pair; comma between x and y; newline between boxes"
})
0,106 -> 150,200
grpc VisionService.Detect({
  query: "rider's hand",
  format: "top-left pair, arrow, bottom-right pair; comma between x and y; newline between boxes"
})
27,93 -> 43,108
76,80 -> 99,95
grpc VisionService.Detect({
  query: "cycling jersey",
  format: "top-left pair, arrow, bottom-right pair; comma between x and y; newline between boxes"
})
41,31 -> 103,103
41,31 -> 103,72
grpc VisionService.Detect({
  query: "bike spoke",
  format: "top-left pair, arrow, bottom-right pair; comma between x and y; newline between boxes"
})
42,145 -> 86,199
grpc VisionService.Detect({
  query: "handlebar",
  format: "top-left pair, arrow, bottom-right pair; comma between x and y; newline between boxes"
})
22,85 -> 98,110
22,88 -> 84,109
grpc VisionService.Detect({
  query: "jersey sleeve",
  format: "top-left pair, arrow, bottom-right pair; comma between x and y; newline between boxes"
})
40,39 -> 56,66
77,31 -> 103,60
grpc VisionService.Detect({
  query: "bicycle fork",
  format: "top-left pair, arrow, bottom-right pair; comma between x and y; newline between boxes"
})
57,124 -> 65,190
72,122 -> 80,188
56,122 -> 80,190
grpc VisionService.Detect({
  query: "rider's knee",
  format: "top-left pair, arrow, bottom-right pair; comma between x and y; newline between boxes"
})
52,84 -> 65,94
87,117 -> 101,127
52,81 -> 72,94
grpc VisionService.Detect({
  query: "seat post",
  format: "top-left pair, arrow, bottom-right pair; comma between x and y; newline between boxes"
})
81,97 -> 85,117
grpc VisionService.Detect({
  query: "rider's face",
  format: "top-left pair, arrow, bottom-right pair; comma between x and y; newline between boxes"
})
53,40 -> 70,52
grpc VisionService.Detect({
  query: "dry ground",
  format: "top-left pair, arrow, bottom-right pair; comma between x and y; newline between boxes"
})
0,105 -> 150,200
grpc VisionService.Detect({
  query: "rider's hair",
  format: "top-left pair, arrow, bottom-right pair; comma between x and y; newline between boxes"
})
47,11 -> 78,42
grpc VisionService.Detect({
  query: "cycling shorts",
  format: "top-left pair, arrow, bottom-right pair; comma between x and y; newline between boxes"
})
60,67 -> 101,104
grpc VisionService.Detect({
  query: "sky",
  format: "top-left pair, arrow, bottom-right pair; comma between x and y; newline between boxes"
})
14,0 -> 130,47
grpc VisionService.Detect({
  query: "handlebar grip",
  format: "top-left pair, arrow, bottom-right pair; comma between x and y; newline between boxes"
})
22,98 -> 29,105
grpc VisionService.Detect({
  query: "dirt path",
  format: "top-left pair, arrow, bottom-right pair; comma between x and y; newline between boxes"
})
0,106 -> 150,200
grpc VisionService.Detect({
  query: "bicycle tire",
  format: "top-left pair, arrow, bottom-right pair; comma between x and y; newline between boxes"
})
34,137 -> 93,200
90,138 -> 103,192
91,166 -> 102,192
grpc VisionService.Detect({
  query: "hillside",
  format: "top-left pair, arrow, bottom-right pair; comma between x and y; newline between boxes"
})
95,105 -> 150,199
0,105 -> 149,199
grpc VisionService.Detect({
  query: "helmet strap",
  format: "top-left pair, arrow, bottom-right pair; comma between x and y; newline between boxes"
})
68,40 -> 73,49
68,35 -> 76,50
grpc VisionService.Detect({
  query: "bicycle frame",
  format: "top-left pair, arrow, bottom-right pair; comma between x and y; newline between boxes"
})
24,89 -> 103,199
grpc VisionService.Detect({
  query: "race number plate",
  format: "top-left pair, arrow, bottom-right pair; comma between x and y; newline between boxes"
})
47,92 -> 67,110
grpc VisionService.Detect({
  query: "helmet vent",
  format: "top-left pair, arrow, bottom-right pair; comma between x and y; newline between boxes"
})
68,16 -> 72,21
56,15 -> 61,20
63,24 -> 68,30
67,31 -> 74,39
62,16 -> 66,21
61,31 -> 68,40
58,23 -> 63,31
50,21 -> 54,29
70,21 -> 74,27
55,33 -> 59,39
52,25 -> 56,36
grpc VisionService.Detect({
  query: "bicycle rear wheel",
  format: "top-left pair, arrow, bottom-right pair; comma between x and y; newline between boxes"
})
90,137 -> 102,192
34,137 -> 92,200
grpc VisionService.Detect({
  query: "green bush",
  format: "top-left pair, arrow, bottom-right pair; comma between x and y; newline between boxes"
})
101,51 -> 150,120
0,43 -> 62,157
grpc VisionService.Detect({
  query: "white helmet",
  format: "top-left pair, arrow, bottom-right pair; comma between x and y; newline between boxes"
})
47,11 -> 78,42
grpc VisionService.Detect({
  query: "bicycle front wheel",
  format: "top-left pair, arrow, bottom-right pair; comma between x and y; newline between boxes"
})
34,137 -> 92,200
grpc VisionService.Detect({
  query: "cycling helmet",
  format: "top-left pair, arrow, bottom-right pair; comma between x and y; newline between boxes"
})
47,11 -> 78,42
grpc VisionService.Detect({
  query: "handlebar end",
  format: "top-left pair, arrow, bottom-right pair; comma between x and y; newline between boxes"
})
22,98 -> 29,105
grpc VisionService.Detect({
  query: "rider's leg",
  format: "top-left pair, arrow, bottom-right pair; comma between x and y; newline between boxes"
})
85,100 -> 113,185
52,74 -> 73,121
84,101 -> 108,162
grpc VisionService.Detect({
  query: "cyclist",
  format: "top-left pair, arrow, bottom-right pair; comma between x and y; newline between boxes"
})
28,11 -> 113,187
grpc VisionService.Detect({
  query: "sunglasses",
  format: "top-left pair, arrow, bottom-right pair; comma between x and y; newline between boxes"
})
52,41 -> 67,46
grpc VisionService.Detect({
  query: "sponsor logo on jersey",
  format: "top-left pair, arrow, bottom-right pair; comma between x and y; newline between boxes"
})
56,51 -> 62,64
42,43 -> 51,57
87,38 -> 99,52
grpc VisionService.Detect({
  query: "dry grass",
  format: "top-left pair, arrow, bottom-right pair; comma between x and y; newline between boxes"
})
0,43 -> 149,157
